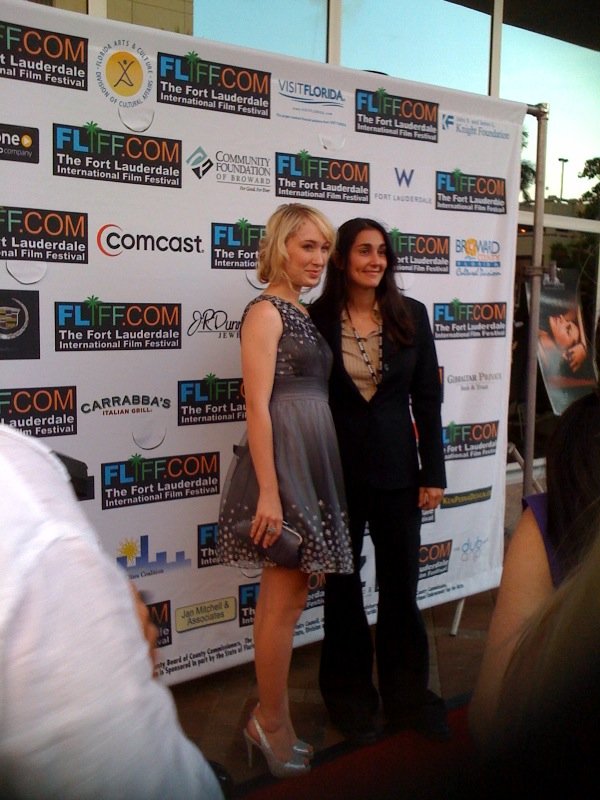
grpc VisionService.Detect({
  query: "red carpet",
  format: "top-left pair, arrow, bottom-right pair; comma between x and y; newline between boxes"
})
238,702 -> 476,800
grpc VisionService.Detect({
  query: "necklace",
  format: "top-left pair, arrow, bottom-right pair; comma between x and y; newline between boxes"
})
345,305 -> 383,387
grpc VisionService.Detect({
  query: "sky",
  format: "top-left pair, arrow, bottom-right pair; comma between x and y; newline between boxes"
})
194,0 -> 600,201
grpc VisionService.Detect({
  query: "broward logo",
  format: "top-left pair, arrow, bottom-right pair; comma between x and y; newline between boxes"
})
211,219 -> 265,269
276,151 -> 369,203
53,123 -> 181,187
391,230 -> 450,274
436,169 -> 507,214
95,38 -> 153,108
178,375 -> 245,425
157,50 -> 271,118
442,420 -> 498,460
0,385 -> 76,437
102,450 -> 220,509
433,300 -> 506,340
0,206 -> 87,264
0,21 -> 87,89
455,237 -> 501,276
355,88 -> 438,142
55,296 -> 181,351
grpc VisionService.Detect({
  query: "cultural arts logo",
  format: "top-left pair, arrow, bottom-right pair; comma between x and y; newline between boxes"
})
95,37 -> 153,108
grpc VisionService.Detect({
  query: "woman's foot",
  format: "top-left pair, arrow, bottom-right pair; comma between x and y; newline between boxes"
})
244,714 -> 310,778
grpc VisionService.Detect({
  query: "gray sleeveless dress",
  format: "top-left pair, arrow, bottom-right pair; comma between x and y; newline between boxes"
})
217,295 -> 353,574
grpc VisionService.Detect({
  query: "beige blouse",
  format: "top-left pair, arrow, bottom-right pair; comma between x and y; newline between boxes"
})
341,306 -> 382,402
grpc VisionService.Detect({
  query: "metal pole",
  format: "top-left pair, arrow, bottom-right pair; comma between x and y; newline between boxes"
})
558,157 -> 568,201
523,103 -> 549,496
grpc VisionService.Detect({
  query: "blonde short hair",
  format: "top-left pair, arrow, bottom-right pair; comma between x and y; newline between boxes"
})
257,203 -> 334,284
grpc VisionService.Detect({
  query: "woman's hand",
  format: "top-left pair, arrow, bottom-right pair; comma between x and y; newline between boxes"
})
251,490 -> 283,548
418,487 -> 444,510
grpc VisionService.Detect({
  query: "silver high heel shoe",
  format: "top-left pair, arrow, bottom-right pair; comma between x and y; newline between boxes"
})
244,714 -> 311,778
293,739 -> 314,759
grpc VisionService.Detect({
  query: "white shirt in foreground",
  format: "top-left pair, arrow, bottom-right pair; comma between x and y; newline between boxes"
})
0,426 -> 223,800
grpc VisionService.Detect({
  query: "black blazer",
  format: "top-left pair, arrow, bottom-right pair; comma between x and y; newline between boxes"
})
310,296 -> 446,492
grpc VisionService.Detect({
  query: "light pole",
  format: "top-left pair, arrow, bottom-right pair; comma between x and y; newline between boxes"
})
558,157 -> 568,201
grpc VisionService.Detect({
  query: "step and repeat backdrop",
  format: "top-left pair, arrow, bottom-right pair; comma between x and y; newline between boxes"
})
1,0 -> 525,684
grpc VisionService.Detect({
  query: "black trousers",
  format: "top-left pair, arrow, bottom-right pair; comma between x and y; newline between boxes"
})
319,484 -> 429,719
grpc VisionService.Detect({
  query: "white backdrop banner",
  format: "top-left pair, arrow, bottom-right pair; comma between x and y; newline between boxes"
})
0,1 -> 525,684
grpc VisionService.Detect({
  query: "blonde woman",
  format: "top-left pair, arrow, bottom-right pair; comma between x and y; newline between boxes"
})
218,204 -> 352,777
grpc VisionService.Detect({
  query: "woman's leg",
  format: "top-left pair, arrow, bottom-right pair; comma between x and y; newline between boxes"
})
250,565 -> 310,761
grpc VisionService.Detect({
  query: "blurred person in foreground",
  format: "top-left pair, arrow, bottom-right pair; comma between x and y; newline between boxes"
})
0,425 -> 224,800
469,372 -> 600,746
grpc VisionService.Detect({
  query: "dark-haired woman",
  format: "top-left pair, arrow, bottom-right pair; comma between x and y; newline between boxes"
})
309,217 -> 447,742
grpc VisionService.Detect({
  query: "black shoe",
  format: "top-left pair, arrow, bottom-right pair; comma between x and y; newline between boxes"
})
329,708 -> 383,745
385,691 -> 451,742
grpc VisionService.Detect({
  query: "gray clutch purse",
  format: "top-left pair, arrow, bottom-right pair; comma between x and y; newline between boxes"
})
232,520 -> 302,569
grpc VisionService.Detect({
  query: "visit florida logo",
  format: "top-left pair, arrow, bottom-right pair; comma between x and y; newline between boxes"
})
276,150 -> 369,203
